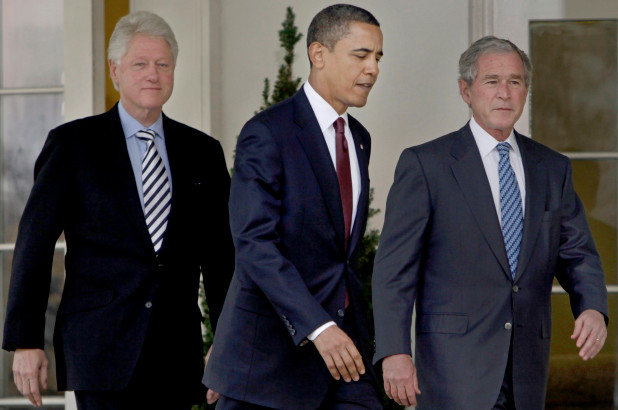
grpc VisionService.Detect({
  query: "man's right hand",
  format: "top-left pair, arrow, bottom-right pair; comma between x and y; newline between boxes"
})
382,354 -> 421,407
13,348 -> 48,407
313,325 -> 365,382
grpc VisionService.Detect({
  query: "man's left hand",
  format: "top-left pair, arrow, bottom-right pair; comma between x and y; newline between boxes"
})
571,309 -> 606,361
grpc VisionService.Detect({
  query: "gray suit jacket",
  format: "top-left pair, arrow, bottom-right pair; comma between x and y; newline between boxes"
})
372,123 -> 608,409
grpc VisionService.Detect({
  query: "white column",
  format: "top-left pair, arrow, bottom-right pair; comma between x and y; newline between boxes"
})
63,0 -> 104,121
131,0 -> 211,133
469,0 -> 494,42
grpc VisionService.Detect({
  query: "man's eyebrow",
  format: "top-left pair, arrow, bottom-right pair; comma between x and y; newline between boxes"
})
482,73 -> 523,79
352,47 -> 384,57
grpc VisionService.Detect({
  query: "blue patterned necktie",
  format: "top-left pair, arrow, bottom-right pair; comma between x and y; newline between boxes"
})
497,142 -> 523,278
135,129 -> 171,253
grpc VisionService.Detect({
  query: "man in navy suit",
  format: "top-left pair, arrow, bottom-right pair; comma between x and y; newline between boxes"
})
3,11 -> 234,409
204,4 -> 383,409
372,36 -> 608,409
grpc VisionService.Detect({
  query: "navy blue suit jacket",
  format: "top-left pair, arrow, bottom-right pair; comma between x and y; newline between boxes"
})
372,123 -> 608,409
3,105 -> 234,395
204,89 -> 374,408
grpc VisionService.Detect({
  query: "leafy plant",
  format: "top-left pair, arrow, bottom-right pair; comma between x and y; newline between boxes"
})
257,7 -> 303,111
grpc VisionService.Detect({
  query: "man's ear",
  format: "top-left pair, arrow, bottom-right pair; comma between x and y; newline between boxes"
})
458,79 -> 472,106
109,60 -> 119,83
308,42 -> 325,69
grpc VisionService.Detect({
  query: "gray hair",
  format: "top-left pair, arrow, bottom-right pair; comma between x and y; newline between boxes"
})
107,11 -> 178,65
307,4 -> 379,52
459,36 -> 532,87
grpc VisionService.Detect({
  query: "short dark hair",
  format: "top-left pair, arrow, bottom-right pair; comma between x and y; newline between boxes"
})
459,35 -> 532,88
307,4 -> 379,51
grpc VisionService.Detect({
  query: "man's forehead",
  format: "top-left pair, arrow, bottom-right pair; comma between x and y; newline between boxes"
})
336,25 -> 382,51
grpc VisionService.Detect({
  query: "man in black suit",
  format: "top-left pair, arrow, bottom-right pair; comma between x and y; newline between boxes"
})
372,36 -> 608,409
204,4 -> 383,409
3,11 -> 234,409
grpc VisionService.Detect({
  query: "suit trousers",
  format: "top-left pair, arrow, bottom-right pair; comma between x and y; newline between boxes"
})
75,304 -> 206,410
216,309 -> 381,410
493,334 -> 516,410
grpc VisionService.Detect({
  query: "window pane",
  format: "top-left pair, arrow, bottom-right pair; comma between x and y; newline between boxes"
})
1,94 -> 63,243
1,0 -> 64,88
0,249 -> 65,398
571,160 -> 617,285
530,20 -> 617,152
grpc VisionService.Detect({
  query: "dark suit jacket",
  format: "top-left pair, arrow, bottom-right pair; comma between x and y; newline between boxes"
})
372,123 -> 608,410
204,89 -> 374,409
2,104 -> 234,395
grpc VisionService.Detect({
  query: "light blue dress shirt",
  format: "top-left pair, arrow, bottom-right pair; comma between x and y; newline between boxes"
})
118,101 -> 173,212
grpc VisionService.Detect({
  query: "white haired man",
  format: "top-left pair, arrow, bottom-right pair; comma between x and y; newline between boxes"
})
3,11 -> 233,409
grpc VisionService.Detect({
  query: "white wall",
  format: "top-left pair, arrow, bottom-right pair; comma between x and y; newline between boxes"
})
113,0 -> 618,234
131,0 -> 212,132
214,0 -> 470,230
128,0 -> 470,231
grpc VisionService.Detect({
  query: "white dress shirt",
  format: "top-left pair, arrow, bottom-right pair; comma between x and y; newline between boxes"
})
469,116 -> 526,223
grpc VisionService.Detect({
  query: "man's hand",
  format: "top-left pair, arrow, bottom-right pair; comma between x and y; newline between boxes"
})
13,348 -> 48,407
313,325 -> 365,382
204,345 -> 220,404
382,354 -> 421,407
571,309 -> 607,361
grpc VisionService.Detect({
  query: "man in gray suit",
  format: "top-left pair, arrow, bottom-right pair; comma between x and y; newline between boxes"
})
372,36 -> 608,409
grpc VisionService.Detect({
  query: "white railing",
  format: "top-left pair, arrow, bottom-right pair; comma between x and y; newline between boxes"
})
0,391 -> 76,408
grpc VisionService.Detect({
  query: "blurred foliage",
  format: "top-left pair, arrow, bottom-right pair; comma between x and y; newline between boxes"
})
257,6 -> 303,112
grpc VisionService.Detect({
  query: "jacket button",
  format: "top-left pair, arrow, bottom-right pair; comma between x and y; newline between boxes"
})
290,329 -> 296,336
504,322 -> 512,330
512,285 -> 519,293
337,309 -> 345,317
145,301 -> 153,309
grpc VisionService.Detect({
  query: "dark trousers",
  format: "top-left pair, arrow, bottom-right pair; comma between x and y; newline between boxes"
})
75,390 -> 196,410
493,334 -> 516,410
217,309 -> 381,410
75,305 -> 205,410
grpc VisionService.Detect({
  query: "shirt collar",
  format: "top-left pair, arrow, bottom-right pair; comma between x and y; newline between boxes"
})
118,100 -> 165,140
469,116 -> 519,158
303,81 -> 349,132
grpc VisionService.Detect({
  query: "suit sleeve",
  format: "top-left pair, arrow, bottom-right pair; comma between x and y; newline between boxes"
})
201,139 -> 234,333
3,129 -> 67,351
372,148 -> 431,364
554,160 -> 609,323
229,120 -> 333,346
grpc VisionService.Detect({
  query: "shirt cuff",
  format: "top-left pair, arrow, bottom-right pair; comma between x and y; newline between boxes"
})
307,321 -> 337,341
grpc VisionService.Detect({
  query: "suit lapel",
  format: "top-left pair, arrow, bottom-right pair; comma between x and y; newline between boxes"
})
293,90 -> 347,253
514,132 -> 546,280
104,105 -> 155,250
450,125 -> 512,279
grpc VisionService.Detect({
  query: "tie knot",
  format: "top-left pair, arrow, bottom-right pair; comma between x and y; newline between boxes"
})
135,129 -> 156,142
334,118 -> 345,136
497,142 -> 511,156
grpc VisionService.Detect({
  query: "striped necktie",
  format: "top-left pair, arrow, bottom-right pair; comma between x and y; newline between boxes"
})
135,129 -> 171,253
497,142 -> 523,278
